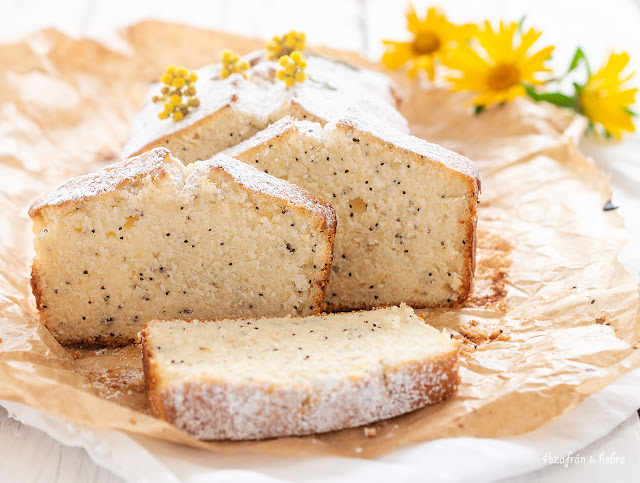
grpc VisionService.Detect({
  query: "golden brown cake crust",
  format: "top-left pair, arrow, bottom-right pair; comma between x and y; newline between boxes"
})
142,335 -> 168,421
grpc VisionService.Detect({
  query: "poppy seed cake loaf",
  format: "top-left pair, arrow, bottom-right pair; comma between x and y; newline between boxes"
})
123,51 -> 408,165
29,148 -> 336,346
224,114 -> 480,310
141,304 -> 461,440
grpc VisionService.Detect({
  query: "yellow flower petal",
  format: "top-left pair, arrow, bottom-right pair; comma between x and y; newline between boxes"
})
445,19 -> 554,108
408,55 -> 435,80
279,55 -> 290,67
580,51 -> 637,138
382,41 -> 414,70
171,77 -> 186,88
406,4 -> 422,34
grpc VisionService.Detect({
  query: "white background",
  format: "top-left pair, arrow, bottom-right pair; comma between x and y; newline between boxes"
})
1,0 -> 640,481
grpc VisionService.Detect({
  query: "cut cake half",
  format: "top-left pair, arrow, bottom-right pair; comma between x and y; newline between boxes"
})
224,114 -> 480,310
29,148 -> 336,346
141,304 -> 461,440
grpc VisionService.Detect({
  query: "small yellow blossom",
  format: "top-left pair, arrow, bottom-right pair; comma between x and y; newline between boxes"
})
276,50 -> 308,87
152,65 -> 199,122
267,31 -> 306,60
445,20 -> 554,108
579,52 -> 637,139
220,49 -> 250,79
171,77 -> 186,88
382,4 -> 475,80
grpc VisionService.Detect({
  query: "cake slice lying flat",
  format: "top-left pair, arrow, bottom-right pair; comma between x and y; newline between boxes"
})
224,114 -> 480,310
29,148 -> 336,346
141,304 -> 460,440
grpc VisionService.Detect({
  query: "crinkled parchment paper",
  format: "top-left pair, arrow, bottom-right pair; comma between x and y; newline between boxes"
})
1,21 -> 639,458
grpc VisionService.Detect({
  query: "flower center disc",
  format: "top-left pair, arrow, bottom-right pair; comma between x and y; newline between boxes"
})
487,63 -> 521,91
412,31 -> 441,55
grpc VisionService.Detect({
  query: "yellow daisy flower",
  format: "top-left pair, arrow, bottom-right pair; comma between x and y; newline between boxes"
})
579,52 -> 637,139
382,5 -> 475,80
445,21 -> 554,108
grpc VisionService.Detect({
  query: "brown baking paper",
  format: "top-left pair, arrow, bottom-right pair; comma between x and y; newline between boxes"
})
1,22 -> 639,459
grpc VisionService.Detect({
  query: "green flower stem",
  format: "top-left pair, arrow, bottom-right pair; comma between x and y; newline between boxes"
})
306,51 -> 360,71
308,75 -> 338,90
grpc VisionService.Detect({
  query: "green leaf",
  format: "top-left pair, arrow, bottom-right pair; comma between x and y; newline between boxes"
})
568,47 -> 585,72
307,52 -> 360,71
524,84 -> 577,108
517,15 -> 527,33
567,47 -> 591,76
524,83 -> 542,100
585,121 -> 595,136
538,92 -> 576,108
474,105 -> 485,115
572,81 -> 584,94
623,106 -> 637,117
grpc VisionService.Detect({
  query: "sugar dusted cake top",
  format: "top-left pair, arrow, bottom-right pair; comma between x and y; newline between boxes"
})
334,111 -> 481,192
29,148 -> 185,219
190,153 -> 336,226
122,51 -> 407,159
30,148 -> 335,228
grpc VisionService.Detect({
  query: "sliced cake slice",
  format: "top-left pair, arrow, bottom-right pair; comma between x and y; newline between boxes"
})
29,148 -> 336,346
141,304 -> 461,440
224,114 -> 480,310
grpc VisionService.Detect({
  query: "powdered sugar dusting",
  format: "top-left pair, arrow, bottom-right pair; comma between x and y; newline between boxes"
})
29,147 -> 335,229
160,351 -> 458,440
223,116 -> 322,158
123,51 -> 407,159
192,153 -> 337,228
222,111 -> 479,195
335,110 -> 480,192
29,148 -> 184,217
144,305 -> 460,440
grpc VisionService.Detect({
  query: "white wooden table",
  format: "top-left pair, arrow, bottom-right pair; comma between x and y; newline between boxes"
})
2,1 -> 640,481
